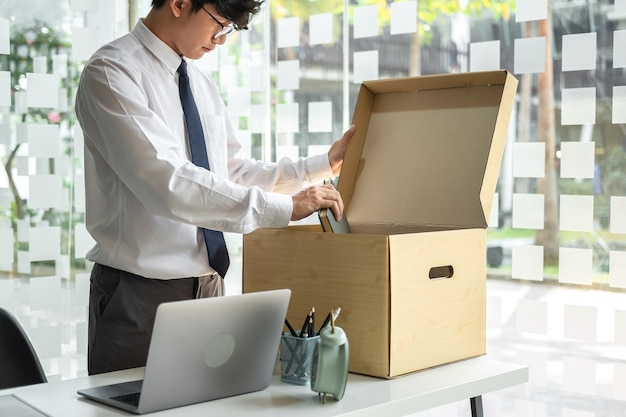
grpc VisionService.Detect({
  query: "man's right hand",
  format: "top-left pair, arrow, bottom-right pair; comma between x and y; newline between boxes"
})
291,184 -> 344,221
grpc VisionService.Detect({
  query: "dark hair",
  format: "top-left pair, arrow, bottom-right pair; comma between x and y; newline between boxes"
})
151,0 -> 263,30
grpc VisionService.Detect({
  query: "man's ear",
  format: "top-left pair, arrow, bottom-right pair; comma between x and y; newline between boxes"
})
169,0 -> 188,18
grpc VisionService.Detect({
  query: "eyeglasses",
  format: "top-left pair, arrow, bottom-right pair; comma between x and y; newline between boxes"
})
202,7 -> 236,38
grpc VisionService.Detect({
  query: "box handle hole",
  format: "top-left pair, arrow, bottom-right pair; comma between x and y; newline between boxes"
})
429,265 -> 454,280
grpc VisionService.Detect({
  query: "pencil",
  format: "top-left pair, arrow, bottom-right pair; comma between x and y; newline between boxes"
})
284,319 -> 298,337
316,306 -> 342,336
300,309 -> 311,337
317,312 -> 331,336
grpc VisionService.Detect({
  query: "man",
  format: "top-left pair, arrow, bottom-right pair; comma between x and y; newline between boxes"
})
75,0 -> 356,375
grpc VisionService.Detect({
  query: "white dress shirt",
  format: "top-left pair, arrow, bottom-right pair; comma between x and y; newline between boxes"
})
75,20 -> 333,279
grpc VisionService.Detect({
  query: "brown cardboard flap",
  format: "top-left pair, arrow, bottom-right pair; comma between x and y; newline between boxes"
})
340,70 -> 518,236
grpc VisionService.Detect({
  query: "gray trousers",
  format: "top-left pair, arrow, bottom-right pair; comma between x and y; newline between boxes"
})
87,263 -> 224,375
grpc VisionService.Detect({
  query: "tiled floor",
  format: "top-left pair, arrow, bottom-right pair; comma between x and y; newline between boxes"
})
2,252 -> 626,416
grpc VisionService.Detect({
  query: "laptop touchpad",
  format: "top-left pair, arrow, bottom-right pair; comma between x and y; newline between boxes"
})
204,333 -> 235,368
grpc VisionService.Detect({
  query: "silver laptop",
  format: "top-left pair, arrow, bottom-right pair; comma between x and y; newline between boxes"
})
77,289 -> 291,414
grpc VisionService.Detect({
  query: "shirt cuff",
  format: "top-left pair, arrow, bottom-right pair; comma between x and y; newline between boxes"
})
264,192 -> 293,228
306,153 -> 334,184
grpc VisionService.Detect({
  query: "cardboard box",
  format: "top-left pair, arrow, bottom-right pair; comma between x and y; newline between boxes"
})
243,70 -> 518,378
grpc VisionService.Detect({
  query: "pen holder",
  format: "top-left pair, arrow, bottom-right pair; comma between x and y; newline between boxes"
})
280,332 -> 320,385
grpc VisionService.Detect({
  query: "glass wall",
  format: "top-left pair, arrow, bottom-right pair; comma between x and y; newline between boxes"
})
1,0 -> 625,414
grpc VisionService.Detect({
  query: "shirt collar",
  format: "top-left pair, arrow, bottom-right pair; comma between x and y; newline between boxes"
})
132,18 -> 183,76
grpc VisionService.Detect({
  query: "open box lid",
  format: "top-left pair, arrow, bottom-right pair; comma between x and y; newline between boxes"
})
339,70 -> 518,235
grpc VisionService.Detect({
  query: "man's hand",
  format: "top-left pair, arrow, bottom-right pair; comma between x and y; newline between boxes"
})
291,184 -> 344,221
328,125 -> 357,176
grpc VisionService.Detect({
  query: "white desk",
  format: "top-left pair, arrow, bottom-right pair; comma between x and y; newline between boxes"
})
2,357 -> 527,417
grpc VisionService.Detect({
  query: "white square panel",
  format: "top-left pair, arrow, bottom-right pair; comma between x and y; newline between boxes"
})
74,174 -> 86,213
277,60 -> 300,91
514,37 -> 546,74
29,226 -> 61,262
74,273 -> 91,307
559,247 -> 593,285
71,27 -> 101,62
58,87 -> 68,112
614,31 -> 626,68
564,304 -> 597,341
309,13 -> 333,46
308,101 -> 332,133
0,228 -> 13,264
74,124 -> 85,157
353,50 -> 378,84
0,71 -> 10,107
0,19 -> 9,55
353,5 -> 378,39
513,142 -> 545,178
560,195 -> 594,232
217,64 -> 237,90
17,250 -> 30,274
390,1 -> 417,35
561,88 -> 596,125
0,280 -> 14,310
14,90 -> 27,114
276,103 -> 299,133
27,73 -> 59,108
29,276 -> 61,311
250,104 -> 265,134
16,155 -> 30,175
16,123 -> 28,144
560,141 -> 595,179
36,158 -> 51,175
562,356 -> 596,395
17,219 -> 29,242
516,299 -> 547,334
226,87 -> 251,117
77,321 -> 88,356
277,17 -> 300,48
29,325 -> 62,360
609,251 -> 626,289
612,86 -> 626,124
52,54 -> 68,78
516,0 -> 548,22
610,196 -> 626,233
27,123 -> 60,158
512,193 -> 544,229
512,245 -> 544,281
562,33 -> 597,71
28,175 -> 62,209
33,56 -> 47,74
250,64 -> 264,92
469,41 -> 500,72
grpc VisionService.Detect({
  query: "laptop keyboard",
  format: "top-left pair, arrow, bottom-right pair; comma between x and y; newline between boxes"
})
111,392 -> 141,407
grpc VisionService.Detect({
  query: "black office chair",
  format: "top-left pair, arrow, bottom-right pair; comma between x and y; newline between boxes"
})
0,307 -> 47,389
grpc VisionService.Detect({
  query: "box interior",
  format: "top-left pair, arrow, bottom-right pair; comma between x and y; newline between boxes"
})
340,71 -> 514,236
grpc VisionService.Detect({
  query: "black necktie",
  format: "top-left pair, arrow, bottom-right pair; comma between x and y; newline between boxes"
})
177,59 -> 230,278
